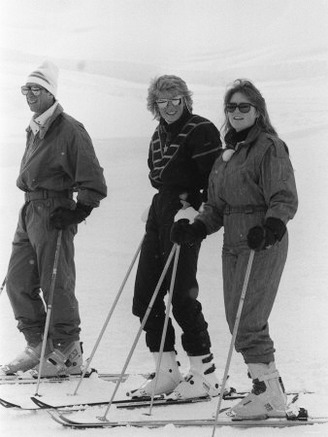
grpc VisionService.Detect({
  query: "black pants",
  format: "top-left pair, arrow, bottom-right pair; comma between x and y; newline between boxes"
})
132,189 -> 211,356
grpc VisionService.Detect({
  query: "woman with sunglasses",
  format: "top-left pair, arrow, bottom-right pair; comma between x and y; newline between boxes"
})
171,79 -> 298,419
129,75 -> 223,400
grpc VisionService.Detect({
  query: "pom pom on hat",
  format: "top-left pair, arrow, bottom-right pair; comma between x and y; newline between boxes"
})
26,61 -> 59,97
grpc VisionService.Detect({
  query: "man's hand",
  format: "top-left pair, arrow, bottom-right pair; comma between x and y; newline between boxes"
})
50,203 -> 93,230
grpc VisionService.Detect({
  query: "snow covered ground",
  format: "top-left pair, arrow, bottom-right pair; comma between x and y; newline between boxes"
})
1,0 -> 328,436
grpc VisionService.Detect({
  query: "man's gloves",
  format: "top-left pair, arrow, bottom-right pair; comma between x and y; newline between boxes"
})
50,203 -> 93,230
170,219 -> 207,245
247,217 -> 286,251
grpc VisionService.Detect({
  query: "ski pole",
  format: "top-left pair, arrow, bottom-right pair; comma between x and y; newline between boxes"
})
147,244 -> 181,416
0,276 -> 7,296
212,249 -> 255,437
34,230 -> 63,396
97,243 -> 178,421
72,235 -> 145,396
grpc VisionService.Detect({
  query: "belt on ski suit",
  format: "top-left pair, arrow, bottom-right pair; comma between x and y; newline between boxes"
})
223,204 -> 267,215
24,189 -> 73,202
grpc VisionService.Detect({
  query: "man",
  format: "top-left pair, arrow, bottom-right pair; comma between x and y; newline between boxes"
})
129,75 -> 223,400
0,61 -> 107,377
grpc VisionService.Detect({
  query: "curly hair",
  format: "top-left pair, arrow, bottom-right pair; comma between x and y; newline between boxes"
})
147,75 -> 193,120
222,79 -> 277,136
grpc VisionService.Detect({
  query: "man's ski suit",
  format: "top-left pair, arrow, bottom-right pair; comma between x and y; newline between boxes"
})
6,104 -> 107,346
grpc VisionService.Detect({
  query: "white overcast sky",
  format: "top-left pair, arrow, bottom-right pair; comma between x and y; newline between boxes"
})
1,0 -> 327,64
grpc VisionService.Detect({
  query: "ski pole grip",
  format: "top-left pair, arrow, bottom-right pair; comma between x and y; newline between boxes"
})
174,206 -> 199,223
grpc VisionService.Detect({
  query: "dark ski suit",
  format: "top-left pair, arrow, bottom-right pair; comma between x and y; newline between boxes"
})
133,110 -> 221,356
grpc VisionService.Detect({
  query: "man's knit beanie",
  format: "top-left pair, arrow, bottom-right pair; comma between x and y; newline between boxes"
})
26,60 -> 59,97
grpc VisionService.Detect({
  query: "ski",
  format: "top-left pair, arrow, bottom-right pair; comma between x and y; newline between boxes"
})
0,394 -> 209,411
27,389 -> 306,410
0,368 -> 130,385
0,397 -> 83,412
49,410 -> 328,429
30,394 -> 212,410
118,395 -> 212,409
27,386 -> 244,410
0,389 -> 308,411
0,398 -> 34,410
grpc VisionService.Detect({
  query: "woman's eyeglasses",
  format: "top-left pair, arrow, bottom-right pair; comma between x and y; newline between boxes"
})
156,97 -> 183,109
226,103 -> 255,113
21,86 -> 43,96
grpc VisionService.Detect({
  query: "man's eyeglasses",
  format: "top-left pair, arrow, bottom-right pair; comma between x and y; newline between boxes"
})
156,97 -> 183,109
225,103 -> 255,113
21,86 -> 43,96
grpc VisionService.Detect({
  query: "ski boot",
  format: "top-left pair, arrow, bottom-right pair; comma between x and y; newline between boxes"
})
230,362 -> 287,420
33,340 -> 83,377
167,353 -> 222,400
127,351 -> 183,398
0,343 -> 43,375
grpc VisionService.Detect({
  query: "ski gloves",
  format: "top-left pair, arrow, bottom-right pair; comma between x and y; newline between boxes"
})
247,217 -> 286,251
50,203 -> 93,230
170,219 -> 207,245
171,216 -> 286,251
184,191 -> 203,211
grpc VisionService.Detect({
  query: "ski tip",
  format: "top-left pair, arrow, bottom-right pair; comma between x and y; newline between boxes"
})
0,398 -> 19,408
30,396 -> 51,409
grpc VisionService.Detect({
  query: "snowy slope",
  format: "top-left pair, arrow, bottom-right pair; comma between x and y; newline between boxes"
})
1,0 -> 328,436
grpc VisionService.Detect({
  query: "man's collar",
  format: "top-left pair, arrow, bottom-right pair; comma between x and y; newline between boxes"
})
33,101 -> 59,125
29,101 -> 59,135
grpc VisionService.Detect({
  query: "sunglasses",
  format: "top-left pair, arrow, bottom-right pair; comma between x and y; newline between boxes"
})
21,86 -> 43,96
225,103 -> 255,113
156,97 -> 183,109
